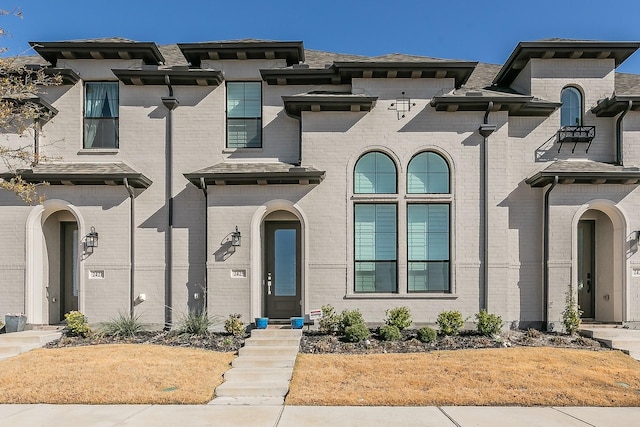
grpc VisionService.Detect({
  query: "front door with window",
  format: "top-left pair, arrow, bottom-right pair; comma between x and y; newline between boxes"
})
577,220 -> 595,318
264,221 -> 301,319
59,222 -> 78,322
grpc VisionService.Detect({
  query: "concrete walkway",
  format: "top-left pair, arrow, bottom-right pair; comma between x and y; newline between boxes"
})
579,326 -> 640,360
0,329 -> 62,361
210,327 -> 302,405
1,405 -> 639,426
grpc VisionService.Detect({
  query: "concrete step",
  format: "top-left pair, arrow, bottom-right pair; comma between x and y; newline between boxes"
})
244,337 -> 301,347
0,330 -> 61,345
223,367 -> 293,382
250,329 -> 302,338
599,339 -> 640,350
628,351 -> 640,361
0,345 -> 25,357
231,356 -> 296,369
578,328 -> 640,339
215,381 -> 290,398
208,396 -> 285,405
238,345 -> 298,357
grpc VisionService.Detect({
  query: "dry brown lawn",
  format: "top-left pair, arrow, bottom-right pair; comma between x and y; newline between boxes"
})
0,344 -> 234,404
287,348 -> 640,406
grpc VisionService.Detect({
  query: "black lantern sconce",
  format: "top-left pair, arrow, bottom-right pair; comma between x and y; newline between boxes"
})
231,226 -> 241,248
85,226 -> 99,254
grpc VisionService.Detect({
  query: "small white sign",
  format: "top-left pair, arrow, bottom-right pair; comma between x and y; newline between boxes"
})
309,309 -> 322,320
633,268 -> 640,277
231,269 -> 247,279
89,270 -> 105,279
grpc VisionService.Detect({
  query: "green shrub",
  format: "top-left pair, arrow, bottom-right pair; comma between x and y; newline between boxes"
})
436,310 -> 464,336
224,313 -> 246,337
475,309 -> 503,336
318,304 -> 340,334
339,309 -> 365,334
102,312 -> 146,337
417,326 -> 438,343
178,311 -> 220,336
344,323 -> 370,342
379,324 -> 402,341
562,291 -> 582,335
384,306 -> 412,331
64,310 -> 91,337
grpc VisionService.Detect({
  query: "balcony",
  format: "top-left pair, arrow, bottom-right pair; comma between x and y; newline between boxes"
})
557,126 -> 595,153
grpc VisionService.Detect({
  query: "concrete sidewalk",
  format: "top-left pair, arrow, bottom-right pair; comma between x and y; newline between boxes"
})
1,405 -> 639,426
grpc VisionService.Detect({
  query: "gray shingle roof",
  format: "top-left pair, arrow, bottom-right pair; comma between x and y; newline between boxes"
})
1,162 -> 152,188
185,162 -> 325,186
526,160 -> 640,187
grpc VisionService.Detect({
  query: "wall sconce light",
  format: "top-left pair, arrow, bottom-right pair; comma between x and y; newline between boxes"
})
390,91 -> 415,119
85,226 -> 99,254
231,226 -> 241,248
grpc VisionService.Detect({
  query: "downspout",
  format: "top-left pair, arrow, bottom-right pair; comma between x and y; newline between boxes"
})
616,101 -> 633,166
33,118 -> 40,165
162,76 -> 179,330
199,177 -> 208,313
123,178 -> 135,318
297,116 -> 302,166
478,102 -> 496,311
542,175 -> 559,331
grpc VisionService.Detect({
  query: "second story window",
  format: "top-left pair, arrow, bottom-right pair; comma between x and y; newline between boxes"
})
84,82 -> 119,149
227,82 -> 262,148
561,86 -> 582,127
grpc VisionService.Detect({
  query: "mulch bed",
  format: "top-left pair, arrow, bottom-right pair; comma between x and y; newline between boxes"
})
46,330 -> 247,352
298,328 -> 606,354
46,328 -> 605,355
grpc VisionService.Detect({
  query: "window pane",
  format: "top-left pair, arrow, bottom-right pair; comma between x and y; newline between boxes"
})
355,261 -> 397,293
355,204 -> 397,293
227,82 -> 262,148
84,82 -> 119,149
408,204 -> 450,292
227,118 -> 262,148
561,87 -> 581,126
407,152 -> 449,194
274,229 -> 296,297
354,152 -> 397,194
408,261 -> 449,292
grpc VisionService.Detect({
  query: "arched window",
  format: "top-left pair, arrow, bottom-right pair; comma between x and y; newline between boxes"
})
561,87 -> 582,127
354,151 -> 397,292
407,152 -> 449,194
354,151 -> 397,194
406,151 -> 450,292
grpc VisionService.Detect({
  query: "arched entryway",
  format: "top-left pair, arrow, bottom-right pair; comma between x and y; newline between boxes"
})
250,200 -> 308,320
26,200 -> 85,325
573,201 -> 627,323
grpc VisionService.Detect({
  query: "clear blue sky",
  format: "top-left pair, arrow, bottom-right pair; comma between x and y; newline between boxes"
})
2,0 -> 640,73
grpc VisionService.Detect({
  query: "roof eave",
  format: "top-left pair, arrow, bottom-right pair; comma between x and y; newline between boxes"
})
592,95 -> 640,117
1,171 -> 152,188
29,41 -> 165,66
112,69 -> 224,86
184,170 -> 325,186
178,41 -> 304,67
526,171 -> 640,187
494,41 -> 640,87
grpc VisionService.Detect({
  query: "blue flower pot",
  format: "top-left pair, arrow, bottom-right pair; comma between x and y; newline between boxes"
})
291,317 -> 304,329
255,317 -> 268,329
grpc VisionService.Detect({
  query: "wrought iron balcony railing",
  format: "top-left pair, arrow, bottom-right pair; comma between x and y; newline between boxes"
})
557,125 -> 595,153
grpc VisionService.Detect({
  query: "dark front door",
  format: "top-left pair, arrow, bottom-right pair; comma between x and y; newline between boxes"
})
577,220 -> 595,318
265,221 -> 301,319
60,222 -> 78,321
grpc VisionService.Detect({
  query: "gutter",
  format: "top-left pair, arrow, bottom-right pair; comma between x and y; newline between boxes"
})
199,177 -> 208,313
542,175 -> 559,330
123,178 -> 135,318
478,102 -> 496,311
282,105 -> 303,166
616,101 -> 633,166
162,76 -> 179,330
33,118 -> 40,166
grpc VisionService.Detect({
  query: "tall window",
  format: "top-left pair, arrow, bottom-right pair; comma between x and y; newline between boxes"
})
354,152 -> 397,292
407,152 -> 450,292
84,82 -> 119,148
561,86 -> 582,127
227,82 -> 262,148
